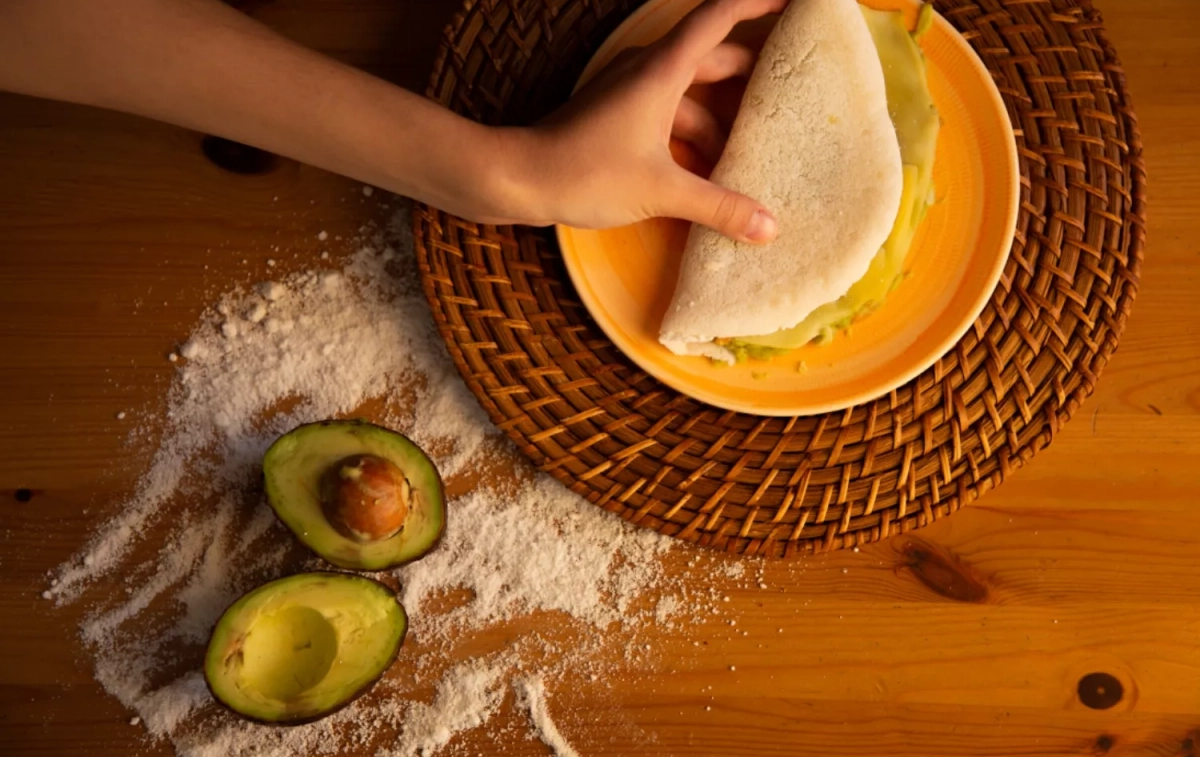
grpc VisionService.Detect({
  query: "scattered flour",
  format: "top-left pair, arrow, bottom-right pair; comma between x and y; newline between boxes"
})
397,476 -> 669,638
45,203 -> 767,757
386,657 -> 509,757
516,676 -> 581,757
654,595 -> 681,629
138,673 -> 210,738
46,216 -> 485,606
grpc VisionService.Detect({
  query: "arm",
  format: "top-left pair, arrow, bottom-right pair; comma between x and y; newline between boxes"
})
0,0 -> 781,241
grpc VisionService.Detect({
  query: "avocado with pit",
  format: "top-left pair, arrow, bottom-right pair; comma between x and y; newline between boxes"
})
204,572 -> 407,723
263,420 -> 445,571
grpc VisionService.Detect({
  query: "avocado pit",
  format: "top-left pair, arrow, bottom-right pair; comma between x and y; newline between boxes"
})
263,419 -> 446,570
320,454 -> 412,543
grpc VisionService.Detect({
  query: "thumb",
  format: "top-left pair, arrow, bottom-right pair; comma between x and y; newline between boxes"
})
663,170 -> 778,244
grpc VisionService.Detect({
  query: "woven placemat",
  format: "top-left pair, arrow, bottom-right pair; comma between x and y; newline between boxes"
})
412,0 -> 1146,556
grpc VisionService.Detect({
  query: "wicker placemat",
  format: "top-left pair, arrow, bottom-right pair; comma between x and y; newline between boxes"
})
412,0 -> 1146,556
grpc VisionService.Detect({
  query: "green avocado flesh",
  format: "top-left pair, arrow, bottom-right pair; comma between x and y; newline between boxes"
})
204,572 -> 407,723
730,4 -> 940,357
263,420 -> 445,571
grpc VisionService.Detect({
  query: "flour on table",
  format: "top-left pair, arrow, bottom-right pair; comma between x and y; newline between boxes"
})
516,676 -> 580,757
397,475 -> 670,639
385,657 -> 510,757
44,198 -> 777,757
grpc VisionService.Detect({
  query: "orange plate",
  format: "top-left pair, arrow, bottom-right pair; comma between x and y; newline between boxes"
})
556,0 -> 1020,417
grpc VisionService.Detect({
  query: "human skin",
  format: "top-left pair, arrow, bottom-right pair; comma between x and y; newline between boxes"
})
0,0 -> 785,242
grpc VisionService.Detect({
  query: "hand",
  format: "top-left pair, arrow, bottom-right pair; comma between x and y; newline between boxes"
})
0,0 -> 785,243
502,0 -> 787,242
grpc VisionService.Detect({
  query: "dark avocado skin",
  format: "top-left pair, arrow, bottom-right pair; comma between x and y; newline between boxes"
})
262,418 -> 447,571
203,571 -> 408,726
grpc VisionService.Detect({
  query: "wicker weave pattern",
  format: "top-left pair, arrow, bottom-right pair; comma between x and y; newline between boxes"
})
413,0 -> 1146,556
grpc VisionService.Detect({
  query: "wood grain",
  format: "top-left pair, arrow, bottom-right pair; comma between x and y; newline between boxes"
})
1,1 -> 1198,756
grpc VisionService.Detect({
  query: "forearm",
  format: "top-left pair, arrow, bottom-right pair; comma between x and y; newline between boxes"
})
0,0 -> 538,219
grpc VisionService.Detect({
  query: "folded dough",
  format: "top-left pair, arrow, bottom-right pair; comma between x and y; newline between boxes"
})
659,0 -> 903,364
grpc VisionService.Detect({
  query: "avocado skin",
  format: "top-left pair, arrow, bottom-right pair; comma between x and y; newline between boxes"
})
262,419 -> 447,571
203,571 -> 407,726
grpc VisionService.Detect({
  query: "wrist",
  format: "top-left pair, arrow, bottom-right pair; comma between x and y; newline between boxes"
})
481,125 -> 556,227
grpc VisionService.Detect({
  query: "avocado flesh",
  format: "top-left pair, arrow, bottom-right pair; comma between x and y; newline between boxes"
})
732,5 -> 940,354
264,420 -> 445,571
204,572 -> 407,724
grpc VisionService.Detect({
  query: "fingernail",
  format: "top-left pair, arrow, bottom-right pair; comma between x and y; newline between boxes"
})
744,209 -> 778,242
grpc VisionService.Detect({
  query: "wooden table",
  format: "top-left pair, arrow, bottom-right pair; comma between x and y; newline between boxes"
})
2,1 -> 1197,755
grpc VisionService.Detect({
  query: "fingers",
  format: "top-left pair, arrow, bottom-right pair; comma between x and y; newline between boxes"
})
672,97 -> 726,164
692,42 -> 756,83
661,169 -> 778,244
662,0 -> 788,69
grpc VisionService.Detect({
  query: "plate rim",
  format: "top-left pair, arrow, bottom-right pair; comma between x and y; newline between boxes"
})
556,0 -> 1020,417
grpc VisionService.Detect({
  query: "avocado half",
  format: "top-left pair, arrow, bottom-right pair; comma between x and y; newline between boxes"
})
263,420 -> 445,571
204,572 -> 407,724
